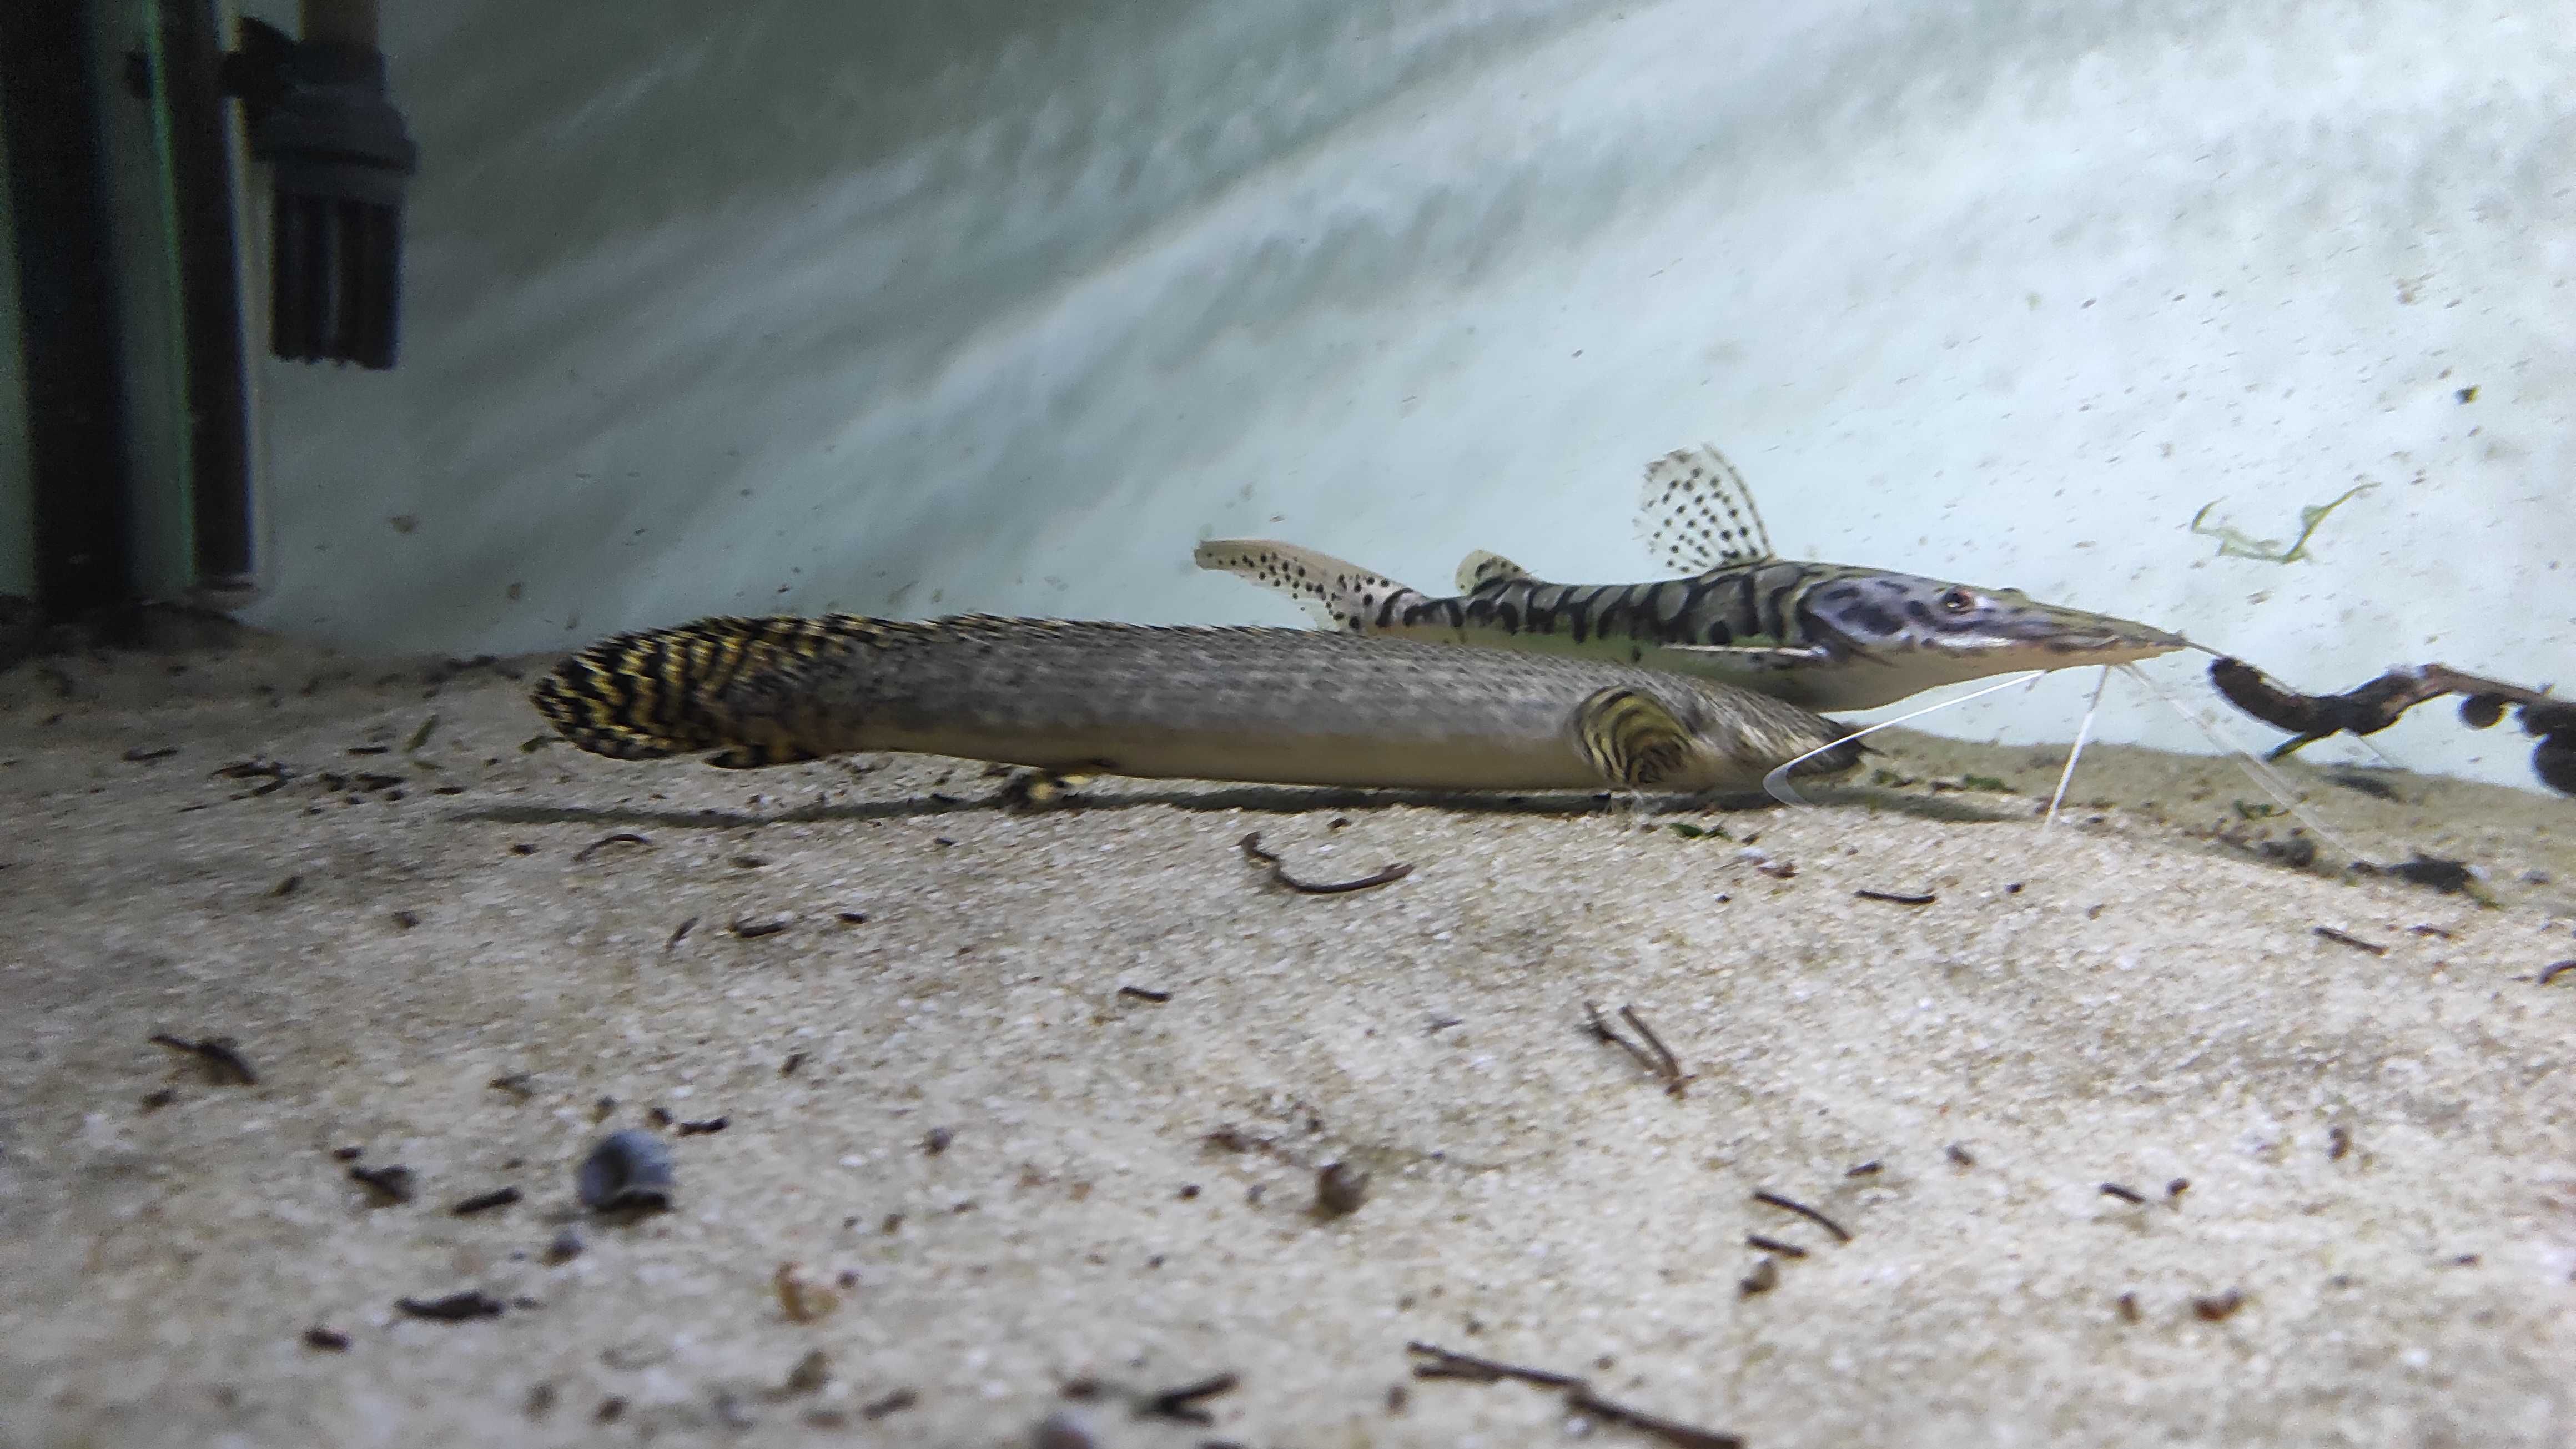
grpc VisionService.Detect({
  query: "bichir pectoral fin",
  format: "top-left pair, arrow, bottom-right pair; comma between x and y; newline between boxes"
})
1572,686 -> 1700,790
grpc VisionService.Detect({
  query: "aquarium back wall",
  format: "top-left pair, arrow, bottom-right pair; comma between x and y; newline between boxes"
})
238,0 -> 2576,788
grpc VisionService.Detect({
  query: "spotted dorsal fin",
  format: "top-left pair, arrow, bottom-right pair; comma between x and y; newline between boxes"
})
1634,445 -> 1773,574
1453,549 -> 1536,593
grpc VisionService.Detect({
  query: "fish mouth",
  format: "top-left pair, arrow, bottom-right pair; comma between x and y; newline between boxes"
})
1828,621 -> 2190,667
1954,610 -> 2191,664
2028,627 -> 2190,662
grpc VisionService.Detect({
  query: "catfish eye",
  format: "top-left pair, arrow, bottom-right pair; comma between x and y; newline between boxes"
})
1937,587 -> 1978,615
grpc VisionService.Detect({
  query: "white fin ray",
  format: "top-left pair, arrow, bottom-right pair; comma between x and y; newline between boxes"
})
2115,663 -> 2369,861
1454,549 -> 1536,592
2042,666 -> 2111,829
1636,445 -> 1773,575
1763,671 -> 2045,806
1194,539 -> 1414,633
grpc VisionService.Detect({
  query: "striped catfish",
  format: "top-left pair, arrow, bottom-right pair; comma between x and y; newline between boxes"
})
1196,445 -> 2187,712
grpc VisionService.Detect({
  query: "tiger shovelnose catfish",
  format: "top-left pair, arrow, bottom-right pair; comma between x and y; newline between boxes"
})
1195,445 -> 2190,713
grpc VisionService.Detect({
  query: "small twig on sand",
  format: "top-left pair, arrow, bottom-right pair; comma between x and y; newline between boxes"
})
148,1033 -> 258,1085
1406,1342 -> 1742,1449
1582,1003 -> 1693,1096
1237,833 -> 1412,895
2311,926 -> 2388,957
1752,1189 -> 1852,1244
1138,1372 -> 1240,1425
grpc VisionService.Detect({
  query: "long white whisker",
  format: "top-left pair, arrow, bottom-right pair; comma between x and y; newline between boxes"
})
2118,662 -> 2309,810
2042,665 -> 2111,831
2115,663 -> 2369,860
1764,671 -> 2046,807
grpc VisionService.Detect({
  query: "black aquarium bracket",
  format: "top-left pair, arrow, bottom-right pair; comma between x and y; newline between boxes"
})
220,13 -> 417,370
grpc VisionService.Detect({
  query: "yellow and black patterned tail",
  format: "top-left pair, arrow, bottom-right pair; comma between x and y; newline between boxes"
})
531,615 -> 860,768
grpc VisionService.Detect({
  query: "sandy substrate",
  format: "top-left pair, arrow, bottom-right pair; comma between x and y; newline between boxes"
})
2,623 -> 2572,1448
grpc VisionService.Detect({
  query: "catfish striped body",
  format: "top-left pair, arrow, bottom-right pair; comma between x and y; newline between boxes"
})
1376,568 -> 1817,651
1196,445 -> 2187,712
1368,560 -> 1881,681
1346,559 -> 2169,711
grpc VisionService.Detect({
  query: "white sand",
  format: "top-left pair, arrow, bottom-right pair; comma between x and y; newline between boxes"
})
3,623 -> 2572,1447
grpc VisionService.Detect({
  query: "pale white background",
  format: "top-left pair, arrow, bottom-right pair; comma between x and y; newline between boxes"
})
239,1 -> 2576,786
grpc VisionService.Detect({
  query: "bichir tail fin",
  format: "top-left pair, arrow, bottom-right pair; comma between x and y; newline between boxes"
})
1192,538 -> 1423,632
531,614 -> 859,768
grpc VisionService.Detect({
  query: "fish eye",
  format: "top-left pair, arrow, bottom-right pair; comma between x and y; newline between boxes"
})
1937,587 -> 1978,615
